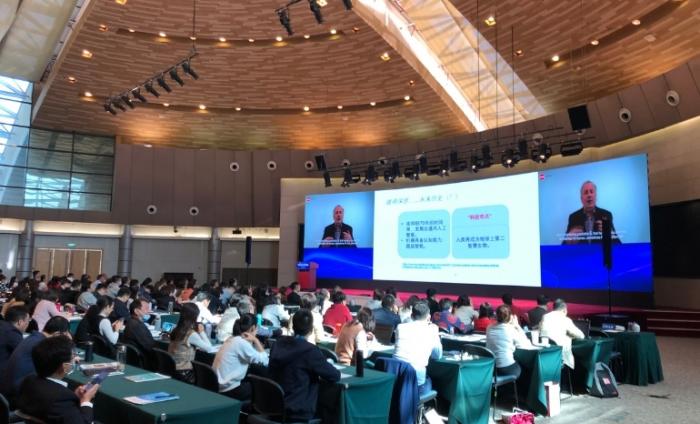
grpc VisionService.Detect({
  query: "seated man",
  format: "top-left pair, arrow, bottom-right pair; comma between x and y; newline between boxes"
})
269,309 -> 340,421
322,290 -> 353,334
527,295 -> 549,330
0,305 -> 30,363
0,316 -> 71,407
261,294 -> 290,327
109,287 -> 131,322
394,301 -> 442,395
432,298 -> 471,334
194,292 -> 221,325
122,298 -> 157,369
540,299 -> 585,369
373,294 -> 401,329
17,335 -> 99,423
285,282 -> 302,306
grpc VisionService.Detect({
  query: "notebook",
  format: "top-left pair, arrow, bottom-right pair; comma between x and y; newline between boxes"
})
124,392 -> 180,405
125,373 -> 171,383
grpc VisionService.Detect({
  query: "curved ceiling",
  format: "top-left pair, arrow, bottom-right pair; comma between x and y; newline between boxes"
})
29,0 -> 700,150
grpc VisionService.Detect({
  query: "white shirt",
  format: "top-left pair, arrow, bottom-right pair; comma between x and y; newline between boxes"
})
98,315 -> 119,344
213,336 -> 269,392
486,323 -> 534,368
32,300 -> 67,331
261,304 -> 290,328
394,319 -> 442,385
195,302 -> 221,325
188,331 -> 216,353
216,308 -> 241,343
540,310 -> 585,368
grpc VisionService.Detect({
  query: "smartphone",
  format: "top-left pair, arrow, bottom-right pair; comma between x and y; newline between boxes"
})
84,370 -> 109,391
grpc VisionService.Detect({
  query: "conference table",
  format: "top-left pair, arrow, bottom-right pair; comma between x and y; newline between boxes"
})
571,337 -> 616,391
66,354 -> 241,424
606,331 -> 664,386
68,312 -> 180,336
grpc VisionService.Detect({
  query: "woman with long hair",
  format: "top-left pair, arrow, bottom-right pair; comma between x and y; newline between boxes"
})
74,296 -> 122,345
168,302 -> 214,382
335,307 -> 376,365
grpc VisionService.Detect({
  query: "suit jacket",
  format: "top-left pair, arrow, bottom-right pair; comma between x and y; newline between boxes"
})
565,207 -> 621,244
527,306 -> 548,329
109,299 -> 130,322
0,320 -> 23,363
320,223 -> 356,247
286,291 -> 302,306
123,316 -> 157,369
17,375 -> 93,424
0,331 -> 45,401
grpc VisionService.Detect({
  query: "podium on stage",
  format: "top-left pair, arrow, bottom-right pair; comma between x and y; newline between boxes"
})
297,261 -> 318,290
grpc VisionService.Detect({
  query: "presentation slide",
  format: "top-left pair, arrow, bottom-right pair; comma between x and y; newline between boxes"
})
373,173 -> 542,286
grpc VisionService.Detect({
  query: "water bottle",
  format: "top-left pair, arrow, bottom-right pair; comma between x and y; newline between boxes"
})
167,301 -> 174,314
84,341 -> 94,362
116,345 -> 126,371
154,315 -> 162,331
355,350 -> 364,377
256,313 -> 263,327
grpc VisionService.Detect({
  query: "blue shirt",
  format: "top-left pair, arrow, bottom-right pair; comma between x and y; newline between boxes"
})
0,331 -> 45,397
373,307 -> 401,329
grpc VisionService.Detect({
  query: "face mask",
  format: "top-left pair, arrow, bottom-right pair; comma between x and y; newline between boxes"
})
142,315 -> 150,322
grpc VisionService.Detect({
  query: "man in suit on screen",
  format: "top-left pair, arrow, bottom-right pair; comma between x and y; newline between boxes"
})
319,205 -> 356,247
563,180 -> 620,244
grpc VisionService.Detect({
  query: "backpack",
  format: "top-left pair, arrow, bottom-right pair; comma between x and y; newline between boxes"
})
590,362 -> 619,398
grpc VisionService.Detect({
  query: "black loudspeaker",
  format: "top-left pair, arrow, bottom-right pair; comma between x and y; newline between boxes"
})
568,104 -> 591,132
602,218 -> 612,270
297,224 -> 305,262
245,236 -> 253,265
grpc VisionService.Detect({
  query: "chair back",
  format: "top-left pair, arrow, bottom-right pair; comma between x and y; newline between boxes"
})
120,343 -> 145,368
261,318 -> 275,327
248,374 -> 286,420
573,319 -> 591,338
373,324 -> 394,345
153,348 -> 178,379
12,410 -> 47,424
322,325 -> 335,334
90,334 -> 116,358
374,357 -> 419,424
319,347 -> 339,363
192,360 -> 219,392
589,329 -> 609,338
0,392 -> 9,424
461,343 -> 495,359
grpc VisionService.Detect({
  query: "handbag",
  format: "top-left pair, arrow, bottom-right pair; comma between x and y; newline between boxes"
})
501,408 -> 535,424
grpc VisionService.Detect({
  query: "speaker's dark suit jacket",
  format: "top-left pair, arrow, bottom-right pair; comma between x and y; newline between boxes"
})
17,375 -> 94,424
564,207 -> 621,244
320,223 -> 356,247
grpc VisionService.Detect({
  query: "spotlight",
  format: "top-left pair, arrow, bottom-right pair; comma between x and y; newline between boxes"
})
131,88 -> 147,103
120,94 -> 135,109
182,60 -> 199,80
439,159 -> 449,177
112,98 -> 127,112
341,0 -> 353,10
341,168 -> 352,187
169,68 -> 185,86
278,8 -> 293,36
323,171 -> 332,187
308,0 -> 323,24
104,101 -> 117,115
411,165 -> 420,181
362,165 -> 377,185
156,74 -> 172,93
383,169 -> 392,182
144,81 -> 160,97
501,149 -> 516,168
532,143 -> 552,163
470,154 -> 481,173
560,141 -> 583,157
391,161 -> 401,182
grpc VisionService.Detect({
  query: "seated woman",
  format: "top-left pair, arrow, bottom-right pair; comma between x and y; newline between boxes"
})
261,294 -> 290,328
454,295 -> 479,327
432,298 -> 471,334
485,305 -> 533,378
473,302 -> 496,332
74,297 -> 123,346
168,302 -> 214,383
398,295 -> 420,323
212,313 -> 269,400
335,307 -> 376,365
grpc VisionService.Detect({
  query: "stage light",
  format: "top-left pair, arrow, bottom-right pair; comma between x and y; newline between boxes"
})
120,94 -> 135,109
112,98 -> 127,112
278,8 -> 293,36
157,74 -> 172,93
144,81 -> 160,97
501,149 -> 516,168
131,88 -> 147,103
532,143 -> 552,163
182,60 -> 199,80
104,101 -> 117,115
362,165 -> 377,185
341,0 -> 352,10
341,168 -> 352,187
309,0 -> 323,23
470,154 -> 480,173
169,68 -> 185,86
560,141 -> 583,156
323,171 -> 332,187
439,159 -> 449,177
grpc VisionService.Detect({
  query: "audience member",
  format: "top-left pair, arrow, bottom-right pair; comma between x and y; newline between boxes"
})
373,294 -> 401,329
76,283 -> 98,312
425,288 -> 440,317
216,302 -> 241,343
1,287 -> 30,317
454,295 -> 479,327
74,296 -> 123,346
335,307 -> 376,365
32,290 -> 69,331
193,291 -> 221,325
122,298 -> 157,369
109,287 -> 131,322
213,313 -> 269,400
262,293 -> 290,327
365,289 -> 384,310
269,309 -> 341,421
473,302 -> 496,332
286,282 -> 302,306
432,298 -> 471,334
0,306 -> 30,363
394,301 -> 442,396
322,290 -> 353,334
540,299 -> 584,369
486,305 -> 533,378
527,295 -> 550,329
398,295 -> 420,323
501,293 -> 527,325
299,293 -> 324,344
169,302 -> 214,382
17,335 -> 98,423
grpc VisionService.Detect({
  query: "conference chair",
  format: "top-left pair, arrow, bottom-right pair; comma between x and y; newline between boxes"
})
12,409 -> 46,424
0,393 -> 22,424
153,348 -> 181,380
192,360 -> 220,393
373,323 -> 395,345
318,347 -> 339,363
90,334 -> 116,359
119,342 -> 145,369
461,344 -> 519,421
247,375 -> 321,424
374,357 -> 437,424
573,319 -> 591,338
322,325 -> 335,335
588,330 -> 624,382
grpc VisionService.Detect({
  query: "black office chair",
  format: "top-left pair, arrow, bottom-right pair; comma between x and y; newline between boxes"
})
12,409 -> 46,424
247,375 -> 321,424
322,325 -> 335,335
0,392 -> 23,424
119,343 -> 145,369
372,324 -> 394,345
153,347 -> 181,380
90,334 -> 116,359
461,344 -> 519,421
318,347 -> 339,363
192,360 -> 220,393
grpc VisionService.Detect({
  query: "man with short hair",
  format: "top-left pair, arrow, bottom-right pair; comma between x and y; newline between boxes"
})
194,291 -> 221,324
527,295 -> 549,329
269,309 -> 340,421
540,299 -> 584,368
17,335 -> 98,423
373,294 -> 401,329
425,288 -> 440,317
123,298 -> 156,369
286,282 -> 302,306
394,301 -> 442,395
0,306 -> 30,362
76,282 -> 98,311
110,287 -> 132,322
0,316 -> 71,406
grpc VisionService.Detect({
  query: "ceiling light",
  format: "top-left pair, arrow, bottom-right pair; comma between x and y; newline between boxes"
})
144,80 -> 160,97
198,104 -> 206,110
275,36 -> 283,42
128,28 -> 135,33
99,24 -> 108,32
115,0 -> 127,4
484,15 -> 496,26
277,8 -> 293,36
189,36 -> 197,41
380,52 -> 391,61
330,28 -> 337,35
632,19 -> 641,26
158,31 -> 167,37
235,107 -> 242,111
162,103 -> 170,107
156,74 -> 172,93
83,91 -> 93,97
131,88 -> 147,103
370,101 -> 376,106
218,37 -> 227,42
309,0 -> 323,23
590,39 -> 599,46
317,0 -> 328,6
303,34 -> 311,39
515,49 -> 524,56
644,34 -> 656,42
169,68 -> 185,86
120,94 -> 134,109
337,105 -> 343,110
144,144 -> 152,148
551,55 -> 560,62
404,95 -> 411,101
182,60 -> 199,79
67,76 -> 77,83
303,105 -> 310,112
248,38 -> 255,43
81,49 -> 93,58
352,27 -> 360,33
